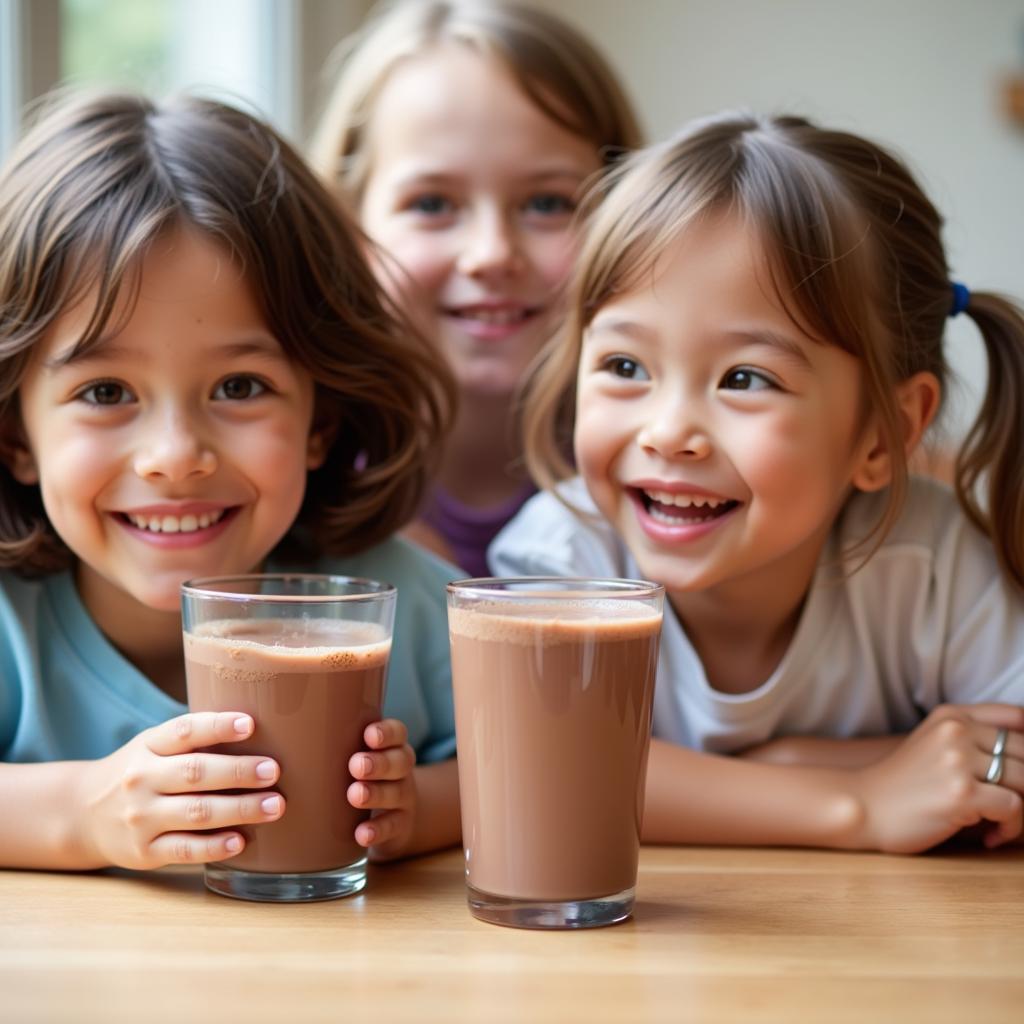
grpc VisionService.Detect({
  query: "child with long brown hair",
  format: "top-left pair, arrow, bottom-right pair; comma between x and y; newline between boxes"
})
493,112 -> 1024,852
0,91 -> 461,871
310,0 -> 641,575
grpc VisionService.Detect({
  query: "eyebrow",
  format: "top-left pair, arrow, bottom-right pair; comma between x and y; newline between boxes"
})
724,329 -> 814,370
391,164 -> 592,190
585,317 -> 658,344
45,335 -> 285,370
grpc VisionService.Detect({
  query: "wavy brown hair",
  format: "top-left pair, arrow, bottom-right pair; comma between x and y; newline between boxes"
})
308,0 -> 642,200
525,112 -> 1024,588
0,90 -> 455,576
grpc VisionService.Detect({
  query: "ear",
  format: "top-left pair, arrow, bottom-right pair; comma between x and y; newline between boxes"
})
0,419 -> 39,486
306,412 -> 338,471
850,371 -> 941,493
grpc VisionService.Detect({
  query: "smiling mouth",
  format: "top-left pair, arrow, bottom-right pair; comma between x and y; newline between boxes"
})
635,488 -> 740,526
444,306 -> 540,326
118,508 -> 235,534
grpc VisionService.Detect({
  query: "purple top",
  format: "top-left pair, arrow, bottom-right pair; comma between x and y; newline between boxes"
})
421,484 -> 536,578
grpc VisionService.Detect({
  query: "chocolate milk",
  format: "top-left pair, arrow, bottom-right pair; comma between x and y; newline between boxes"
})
449,601 -> 661,901
184,619 -> 389,874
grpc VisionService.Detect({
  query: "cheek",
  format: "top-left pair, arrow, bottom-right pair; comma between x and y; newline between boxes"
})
573,399 -> 619,486
737,408 -> 852,502
369,231 -> 450,303
528,234 -> 578,293
254,417 -> 314,474
38,431 -> 115,499
31,432 -> 117,550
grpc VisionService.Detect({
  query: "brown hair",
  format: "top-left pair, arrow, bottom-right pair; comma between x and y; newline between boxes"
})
525,111 -> 1024,588
308,0 -> 642,201
0,90 -> 455,575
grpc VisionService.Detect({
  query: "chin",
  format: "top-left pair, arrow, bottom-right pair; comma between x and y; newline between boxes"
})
143,591 -> 189,615
128,575 -> 197,615
459,373 -> 525,401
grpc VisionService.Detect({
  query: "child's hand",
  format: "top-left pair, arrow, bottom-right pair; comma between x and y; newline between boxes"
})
75,712 -> 284,870
347,719 -> 417,861
853,703 -> 1024,853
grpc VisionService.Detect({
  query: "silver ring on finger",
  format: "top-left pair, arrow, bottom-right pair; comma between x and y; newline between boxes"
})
986,728 -> 1008,784
992,727 -> 1008,758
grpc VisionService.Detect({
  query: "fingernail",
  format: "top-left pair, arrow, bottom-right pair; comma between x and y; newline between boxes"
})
261,796 -> 282,815
225,835 -> 243,853
255,761 -> 276,780
372,726 -> 384,745
234,716 -> 252,734
363,826 -> 376,844
357,754 -> 373,775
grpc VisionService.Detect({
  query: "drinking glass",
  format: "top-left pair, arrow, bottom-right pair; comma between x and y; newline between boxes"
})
447,577 -> 663,928
182,574 -> 395,902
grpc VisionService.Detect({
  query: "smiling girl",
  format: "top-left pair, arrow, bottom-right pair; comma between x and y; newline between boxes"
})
310,0 -> 641,575
0,92 -> 460,871
493,112 -> 1024,853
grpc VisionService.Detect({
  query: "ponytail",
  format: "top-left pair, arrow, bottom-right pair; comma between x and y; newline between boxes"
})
954,292 -> 1024,589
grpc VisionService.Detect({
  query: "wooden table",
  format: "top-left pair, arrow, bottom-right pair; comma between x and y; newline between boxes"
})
3,845 -> 1023,1023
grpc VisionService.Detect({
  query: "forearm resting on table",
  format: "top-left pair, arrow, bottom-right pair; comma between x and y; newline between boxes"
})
643,739 -> 870,849
0,761 -> 96,870
739,734 -> 903,769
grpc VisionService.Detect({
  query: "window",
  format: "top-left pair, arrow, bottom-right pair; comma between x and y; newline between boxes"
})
0,0 -> 300,161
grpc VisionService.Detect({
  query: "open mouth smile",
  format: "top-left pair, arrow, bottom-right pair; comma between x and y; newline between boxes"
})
442,303 -> 544,340
114,506 -> 239,545
121,508 -> 228,533
444,304 -> 541,325
636,488 -> 740,526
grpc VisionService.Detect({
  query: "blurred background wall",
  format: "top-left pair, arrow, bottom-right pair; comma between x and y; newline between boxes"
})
3,0 -> 1023,438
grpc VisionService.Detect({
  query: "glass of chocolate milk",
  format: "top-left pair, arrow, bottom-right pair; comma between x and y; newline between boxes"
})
181,574 -> 395,903
447,577 -> 663,929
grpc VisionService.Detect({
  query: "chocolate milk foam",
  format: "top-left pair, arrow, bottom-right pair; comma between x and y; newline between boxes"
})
450,601 -> 661,901
185,619 -> 389,874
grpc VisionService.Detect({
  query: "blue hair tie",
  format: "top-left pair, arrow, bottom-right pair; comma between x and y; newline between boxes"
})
949,281 -> 970,317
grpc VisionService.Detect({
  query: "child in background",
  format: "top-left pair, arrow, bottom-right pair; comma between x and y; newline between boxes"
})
0,92 -> 461,871
492,112 -> 1024,853
309,0 -> 641,575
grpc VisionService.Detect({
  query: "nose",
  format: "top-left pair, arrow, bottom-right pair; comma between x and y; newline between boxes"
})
456,207 -> 523,279
132,409 -> 217,482
637,400 -> 712,460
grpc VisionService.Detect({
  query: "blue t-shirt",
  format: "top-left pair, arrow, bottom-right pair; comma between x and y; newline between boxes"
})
0,538 -> 458,765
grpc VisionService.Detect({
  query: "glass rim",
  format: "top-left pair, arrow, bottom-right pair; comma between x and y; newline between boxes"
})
447,576 -> 664,600
181,573 -> 396,604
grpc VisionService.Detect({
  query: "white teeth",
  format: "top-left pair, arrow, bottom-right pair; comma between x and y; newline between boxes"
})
644,489 -> 727,509
127,509 -> 225,533
648,505 -> 717,526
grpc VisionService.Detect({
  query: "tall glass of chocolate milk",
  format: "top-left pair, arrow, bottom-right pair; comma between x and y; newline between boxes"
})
448,577 -> 663,929
181,574 -> 395,902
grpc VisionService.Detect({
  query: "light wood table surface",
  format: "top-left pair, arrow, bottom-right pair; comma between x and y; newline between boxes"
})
3,844 -> 1023,1023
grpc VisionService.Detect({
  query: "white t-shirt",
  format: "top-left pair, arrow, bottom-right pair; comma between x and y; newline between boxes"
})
489,477 -> 1024,754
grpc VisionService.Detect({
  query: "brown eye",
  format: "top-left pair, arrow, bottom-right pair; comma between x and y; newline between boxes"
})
81,381 -> 130,405
602,355 -> 649,381
721,368 -> 772,391
215,376 -> 265,400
